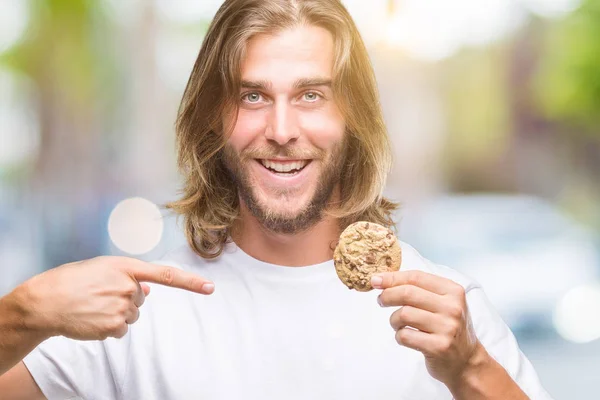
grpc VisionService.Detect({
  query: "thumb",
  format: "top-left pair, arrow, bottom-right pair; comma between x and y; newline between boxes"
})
141,283 -> 151,296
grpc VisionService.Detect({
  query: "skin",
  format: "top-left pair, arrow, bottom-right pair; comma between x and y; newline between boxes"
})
0,25 -> 529,399
226,25 -> 346,267
372,271 -> 529,399
0,258 -> 215,399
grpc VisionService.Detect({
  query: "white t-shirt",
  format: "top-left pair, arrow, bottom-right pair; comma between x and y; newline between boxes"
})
23,241 -> 553,400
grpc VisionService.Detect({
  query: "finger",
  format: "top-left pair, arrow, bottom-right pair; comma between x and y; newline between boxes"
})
126,263 -> 215,295
372,270 -> 458,295
63,260 -> 84,268
141,283 -> 151,296
125,305 -> 140,325
378,284 -> 444,312
112,323 -> 129,339
395,328 -> 439,355
132,281 -> 146,307
389,306 -> 440,333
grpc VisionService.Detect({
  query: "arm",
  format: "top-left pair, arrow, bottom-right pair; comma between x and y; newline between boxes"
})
447,342 -> 528,400
0,257 -> 214,399
0,288 -> 48,399
373,271 -> 532,399
0,286 -> 51,376
0,362 -> 45,400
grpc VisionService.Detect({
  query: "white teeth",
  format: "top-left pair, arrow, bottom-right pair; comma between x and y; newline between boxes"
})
260,160 -> 309,173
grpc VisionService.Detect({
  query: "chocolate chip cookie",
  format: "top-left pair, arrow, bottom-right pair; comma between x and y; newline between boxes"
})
333,221 -> 402,291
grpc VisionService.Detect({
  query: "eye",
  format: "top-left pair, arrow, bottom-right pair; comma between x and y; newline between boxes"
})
242,92 -> 263,103
303,91 -> 321,102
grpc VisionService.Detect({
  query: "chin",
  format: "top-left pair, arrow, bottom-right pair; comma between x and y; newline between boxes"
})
253,178 -> 307,199
262,202 -> 309,219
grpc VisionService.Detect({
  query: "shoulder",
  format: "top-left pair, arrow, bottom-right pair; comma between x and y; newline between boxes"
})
398,240 -> 481,292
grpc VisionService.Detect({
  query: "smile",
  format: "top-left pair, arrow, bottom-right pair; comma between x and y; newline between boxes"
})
258,159 -> 311,176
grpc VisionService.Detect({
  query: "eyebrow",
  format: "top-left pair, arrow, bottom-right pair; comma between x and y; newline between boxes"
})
240,77 -> 332,91
293,77 -> 332,89
240,79 -> 271,90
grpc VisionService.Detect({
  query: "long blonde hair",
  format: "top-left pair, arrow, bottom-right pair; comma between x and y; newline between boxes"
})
166,0 -> 398,258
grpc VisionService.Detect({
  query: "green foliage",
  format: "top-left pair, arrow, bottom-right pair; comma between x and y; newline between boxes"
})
441,44 -> 513,164
0,0 -> 113,105
534,0 -> 600,135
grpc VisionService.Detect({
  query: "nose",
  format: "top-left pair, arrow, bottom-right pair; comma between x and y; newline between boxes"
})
264,101 -> 299,145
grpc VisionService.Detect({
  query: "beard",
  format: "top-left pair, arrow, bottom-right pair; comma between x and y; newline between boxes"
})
221,139 -> 347,235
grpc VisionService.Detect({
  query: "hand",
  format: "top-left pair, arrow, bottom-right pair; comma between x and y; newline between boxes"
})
20,256 -> 215,341
372,270 -> 479,387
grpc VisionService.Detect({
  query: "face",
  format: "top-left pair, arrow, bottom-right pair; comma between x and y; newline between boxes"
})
222,25 -> 347,234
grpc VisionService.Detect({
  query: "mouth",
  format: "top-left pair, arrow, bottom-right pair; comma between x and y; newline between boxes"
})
257,159 -> 311,176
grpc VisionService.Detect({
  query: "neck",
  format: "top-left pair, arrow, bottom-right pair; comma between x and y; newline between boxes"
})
231,200 -> 341,267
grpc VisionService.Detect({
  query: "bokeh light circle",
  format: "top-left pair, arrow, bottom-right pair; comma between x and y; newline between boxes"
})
553,283 -> 600,344
108,197 -> 164,255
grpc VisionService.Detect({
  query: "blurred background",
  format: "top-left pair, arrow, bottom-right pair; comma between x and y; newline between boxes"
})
1,0 -> 599,398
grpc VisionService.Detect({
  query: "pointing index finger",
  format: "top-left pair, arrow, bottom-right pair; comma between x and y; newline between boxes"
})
126,262 -> 215,294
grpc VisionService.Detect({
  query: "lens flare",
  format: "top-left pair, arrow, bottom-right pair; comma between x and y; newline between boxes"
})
108,197 -> 164,255
553,283 -> 600,343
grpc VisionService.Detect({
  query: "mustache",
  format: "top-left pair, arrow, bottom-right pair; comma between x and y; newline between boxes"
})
240,145 -> 325,160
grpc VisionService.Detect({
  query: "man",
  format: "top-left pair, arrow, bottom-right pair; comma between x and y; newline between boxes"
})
0,0 -> 552,399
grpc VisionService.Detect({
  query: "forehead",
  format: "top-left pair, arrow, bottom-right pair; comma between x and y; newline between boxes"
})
240,25 -> 335,85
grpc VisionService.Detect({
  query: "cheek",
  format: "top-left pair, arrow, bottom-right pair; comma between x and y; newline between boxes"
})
298,111 -> 345,148
228,109 -> 268,151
